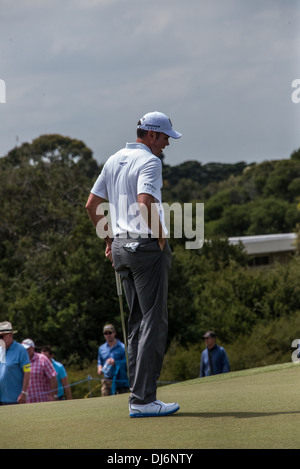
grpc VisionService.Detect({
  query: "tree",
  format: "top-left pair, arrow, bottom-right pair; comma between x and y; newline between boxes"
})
263,160 -> 300,202
1,134 -> 100,179
290,148 -> 300,161
2,134 -> 300,370
0,135 -> 111,362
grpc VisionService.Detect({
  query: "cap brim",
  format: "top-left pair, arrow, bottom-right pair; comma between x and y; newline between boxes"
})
164,129 -> 182,139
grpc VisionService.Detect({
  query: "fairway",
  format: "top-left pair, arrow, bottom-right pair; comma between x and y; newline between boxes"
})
1,363 -> 299,449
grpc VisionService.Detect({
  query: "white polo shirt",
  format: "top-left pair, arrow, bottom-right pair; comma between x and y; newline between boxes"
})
91,142 -> 166,236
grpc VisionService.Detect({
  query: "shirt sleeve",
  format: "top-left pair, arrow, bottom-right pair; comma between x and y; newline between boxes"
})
137,157 -> 162,202
90,165 -> 108,199
19,346 -> 31,372
43,356 -> 57,379
58,363 -> 67,380
97,346 -> 104,366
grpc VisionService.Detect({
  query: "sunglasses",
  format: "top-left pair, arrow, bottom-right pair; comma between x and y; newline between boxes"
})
104,331 -> 113,335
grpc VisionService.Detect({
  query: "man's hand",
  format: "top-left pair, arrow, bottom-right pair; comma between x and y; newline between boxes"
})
106,358 -> 115,366
105,239 -> 113,264
17,392 -> 27,404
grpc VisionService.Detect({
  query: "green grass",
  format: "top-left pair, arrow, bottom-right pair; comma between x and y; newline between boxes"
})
1,362 -> 299,449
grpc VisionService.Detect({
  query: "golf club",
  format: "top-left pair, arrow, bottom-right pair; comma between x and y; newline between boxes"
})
115,271 -> 129,372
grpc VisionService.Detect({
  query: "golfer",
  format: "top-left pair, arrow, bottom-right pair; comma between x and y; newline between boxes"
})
86,111 -> 181,417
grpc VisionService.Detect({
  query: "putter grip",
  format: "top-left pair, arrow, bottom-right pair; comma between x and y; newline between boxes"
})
115,271 -> 122,296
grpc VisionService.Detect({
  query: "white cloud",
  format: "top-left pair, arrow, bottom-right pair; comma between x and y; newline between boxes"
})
0,0 -> 299,164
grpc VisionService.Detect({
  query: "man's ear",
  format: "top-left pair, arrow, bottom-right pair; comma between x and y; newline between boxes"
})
148,130 -> 156,141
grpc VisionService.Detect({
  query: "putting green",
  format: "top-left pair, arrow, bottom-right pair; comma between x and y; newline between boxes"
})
1,362 -> 299,449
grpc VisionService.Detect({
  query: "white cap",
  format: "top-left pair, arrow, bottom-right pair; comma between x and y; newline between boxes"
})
21,338 -> 35,349
137,112 -> 182,139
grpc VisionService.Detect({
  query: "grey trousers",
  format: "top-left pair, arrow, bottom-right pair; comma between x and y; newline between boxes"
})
112,236 -> 172,405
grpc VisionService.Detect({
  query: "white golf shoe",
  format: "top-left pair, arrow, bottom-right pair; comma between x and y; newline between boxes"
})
129,399 -> 180,418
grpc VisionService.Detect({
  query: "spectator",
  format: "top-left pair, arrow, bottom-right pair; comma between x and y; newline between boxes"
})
97,324 -> 129,396
22,339 -> 57,403
41,346 -> 72,400
200,331 -> 230,377
0,321 -> 31,405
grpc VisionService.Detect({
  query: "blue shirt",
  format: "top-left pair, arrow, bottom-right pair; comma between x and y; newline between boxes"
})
51,359 -> 67,398
0,340 -> 31,403
200,344 -> 230,377
97,339 -> 129,388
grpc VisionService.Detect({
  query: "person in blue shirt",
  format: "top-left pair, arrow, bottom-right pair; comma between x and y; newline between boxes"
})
97,323 -> 129,396
0,321 -> 31,405
200,331 -> 230,377
41,346 -> 72,400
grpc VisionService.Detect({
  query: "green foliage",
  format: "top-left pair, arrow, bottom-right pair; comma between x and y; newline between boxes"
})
290,148 -> 300,161
202,157 -> 300,237
164,154 -> 300,238
160,340 -> 202,382
226,312 -> 300,371
0,135 -> 116,362
67,360 -> 103,399
161,311 -> 300,382
162,160 -> 248,202
1,135 -> 300,378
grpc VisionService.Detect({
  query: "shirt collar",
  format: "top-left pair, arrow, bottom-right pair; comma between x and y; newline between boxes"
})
126,142 -> 152,153
104,339 -> 118,349
6,339 -> 15,351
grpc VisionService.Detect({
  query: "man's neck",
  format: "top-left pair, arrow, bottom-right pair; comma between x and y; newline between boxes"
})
207,343 -> 216,351
136,138 -> 150,149
107,339 -> 117,348
6,339 -> 13,350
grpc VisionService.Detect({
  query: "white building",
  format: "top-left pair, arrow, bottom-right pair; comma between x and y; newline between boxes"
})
228,233 -> 297,266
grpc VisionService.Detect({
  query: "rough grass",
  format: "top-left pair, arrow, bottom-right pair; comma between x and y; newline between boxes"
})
1,362 -> 299,449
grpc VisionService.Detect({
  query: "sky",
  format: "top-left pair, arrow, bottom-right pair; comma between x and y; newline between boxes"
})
1,0 -> 300,167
